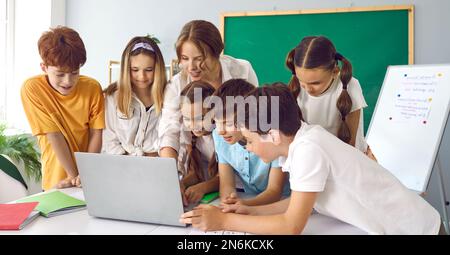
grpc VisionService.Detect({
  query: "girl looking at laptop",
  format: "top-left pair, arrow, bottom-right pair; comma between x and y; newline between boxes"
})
179,81 -> 219,204
103,36 -> 167,157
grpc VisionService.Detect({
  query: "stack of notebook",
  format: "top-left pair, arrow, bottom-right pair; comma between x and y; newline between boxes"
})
1,191 -> 86,231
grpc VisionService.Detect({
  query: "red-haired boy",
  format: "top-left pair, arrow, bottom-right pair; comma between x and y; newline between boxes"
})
21,26 -> 105,190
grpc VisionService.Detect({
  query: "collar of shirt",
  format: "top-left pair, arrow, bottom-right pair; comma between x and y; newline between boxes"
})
219,56 -> 233,83
278,155 -> 287,171
131,92 -> 155,112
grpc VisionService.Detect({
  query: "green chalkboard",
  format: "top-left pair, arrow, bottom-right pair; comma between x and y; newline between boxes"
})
222,6 -> 414,133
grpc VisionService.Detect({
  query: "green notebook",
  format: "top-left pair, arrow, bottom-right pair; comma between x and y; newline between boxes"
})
200,192 -> 220,204
16,191 -> 86,217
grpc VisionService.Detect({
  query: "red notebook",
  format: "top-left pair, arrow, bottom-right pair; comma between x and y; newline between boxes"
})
0,202 -> 40,230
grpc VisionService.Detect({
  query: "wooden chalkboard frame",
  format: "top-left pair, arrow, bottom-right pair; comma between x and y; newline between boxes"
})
220,5 -> 414,63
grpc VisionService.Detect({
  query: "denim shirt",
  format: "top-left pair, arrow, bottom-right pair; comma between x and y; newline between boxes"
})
212,129 -> 290,196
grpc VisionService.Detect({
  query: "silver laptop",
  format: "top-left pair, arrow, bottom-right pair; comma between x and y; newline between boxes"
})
75,152 -> 187,227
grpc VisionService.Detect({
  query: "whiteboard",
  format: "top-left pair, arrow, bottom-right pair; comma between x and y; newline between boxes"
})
366,64 -> 450,192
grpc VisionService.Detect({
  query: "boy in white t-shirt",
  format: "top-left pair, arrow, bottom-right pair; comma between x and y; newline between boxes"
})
180,83 -> 441,235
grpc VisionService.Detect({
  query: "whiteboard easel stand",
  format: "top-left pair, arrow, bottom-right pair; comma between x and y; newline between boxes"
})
436,157 -> 450,235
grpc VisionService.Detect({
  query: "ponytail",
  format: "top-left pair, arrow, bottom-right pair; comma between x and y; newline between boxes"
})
335,53 -> 352,88
335,53 -> 353,144
286,49 -> 301,99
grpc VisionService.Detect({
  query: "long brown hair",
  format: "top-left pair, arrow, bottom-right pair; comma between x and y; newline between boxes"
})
285,36 -> 353,144
180,81 -> 218,181
175,20 -> 224,77
104,36 -> 167,117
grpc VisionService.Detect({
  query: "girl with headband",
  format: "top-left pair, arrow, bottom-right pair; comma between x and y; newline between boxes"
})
103,36 -> 167,157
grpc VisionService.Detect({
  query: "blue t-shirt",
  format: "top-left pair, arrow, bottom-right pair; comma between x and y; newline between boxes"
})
212,129 -> 290,196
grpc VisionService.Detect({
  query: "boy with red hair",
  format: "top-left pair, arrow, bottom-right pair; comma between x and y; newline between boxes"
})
21,26 -> 105,190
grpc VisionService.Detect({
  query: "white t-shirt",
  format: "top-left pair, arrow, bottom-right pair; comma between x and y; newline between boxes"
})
279,122 -> 441,235
297,77 -> 368,152
103,91 -> 160,155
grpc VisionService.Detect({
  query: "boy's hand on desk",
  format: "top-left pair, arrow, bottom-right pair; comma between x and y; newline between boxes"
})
221,192 -> 242,205
185,184 -> 205,204
71,175 -> 82,188
220,193 -> 252,214
220,203 -> 250,215
179,204 -> 224,232
56,176 -> 77,189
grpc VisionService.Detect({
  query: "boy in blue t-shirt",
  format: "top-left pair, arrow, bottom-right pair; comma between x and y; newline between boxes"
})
212,79 -> 290,207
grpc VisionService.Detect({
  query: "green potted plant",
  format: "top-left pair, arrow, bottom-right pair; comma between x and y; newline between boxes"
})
0,124 -> 41,186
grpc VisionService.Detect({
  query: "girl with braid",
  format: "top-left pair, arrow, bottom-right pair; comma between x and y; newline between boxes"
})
286,36 -> 375,159
179,81 -> 219,204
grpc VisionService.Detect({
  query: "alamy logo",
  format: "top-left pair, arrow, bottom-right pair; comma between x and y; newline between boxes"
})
180,88 -> 279,133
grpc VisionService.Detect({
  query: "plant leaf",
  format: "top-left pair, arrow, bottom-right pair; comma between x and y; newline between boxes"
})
0,129 -> 41,182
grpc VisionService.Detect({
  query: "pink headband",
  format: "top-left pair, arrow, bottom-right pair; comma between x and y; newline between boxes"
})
132,42 -> 154,52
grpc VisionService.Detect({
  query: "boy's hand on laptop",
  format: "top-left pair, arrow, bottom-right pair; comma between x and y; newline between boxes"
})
185,184 -> 205,204
179,204 -> 224,232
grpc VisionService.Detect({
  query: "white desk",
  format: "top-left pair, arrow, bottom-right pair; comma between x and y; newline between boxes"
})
0,188 -> 366,235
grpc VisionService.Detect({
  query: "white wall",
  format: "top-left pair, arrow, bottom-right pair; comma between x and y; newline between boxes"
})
64,0 -> 450,226
66,0 -> 450,87
51,0 -> 65,27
